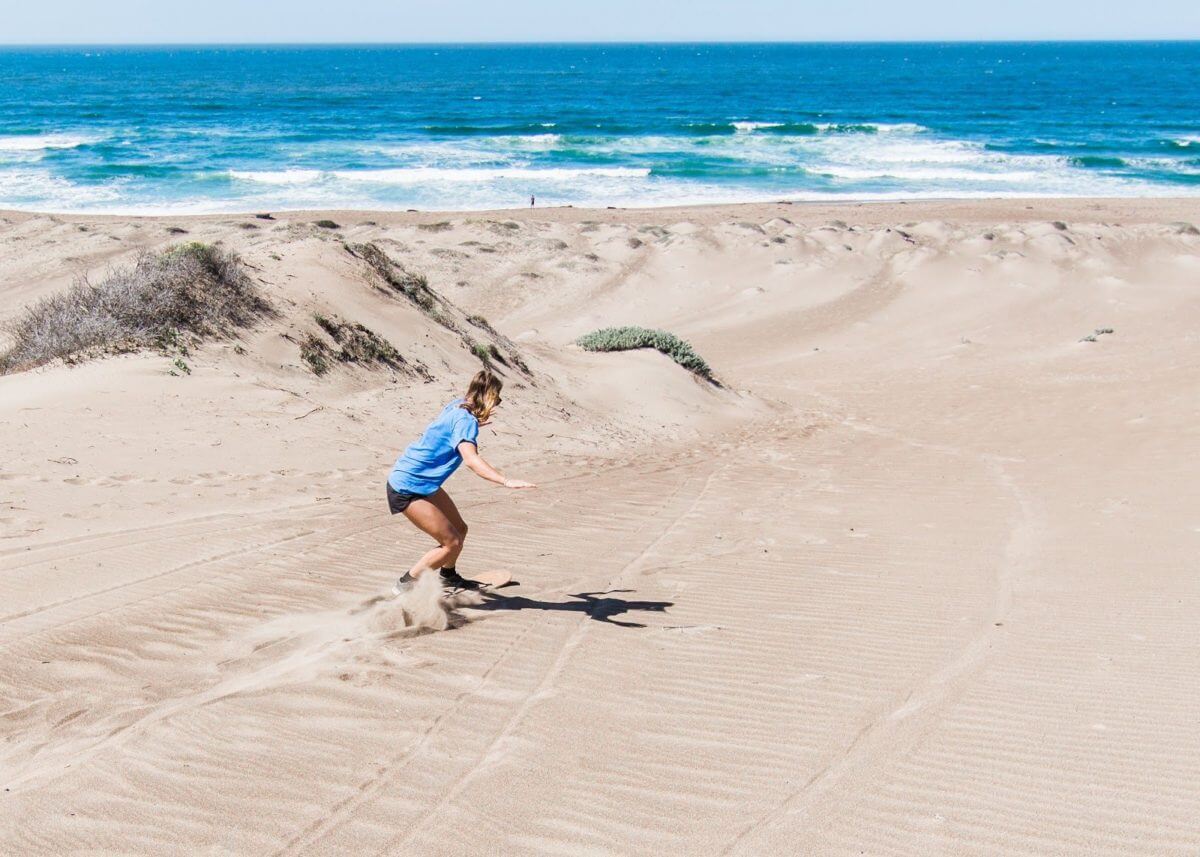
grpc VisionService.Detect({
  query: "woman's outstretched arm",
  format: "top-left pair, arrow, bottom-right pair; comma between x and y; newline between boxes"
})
458,442 -> 536,489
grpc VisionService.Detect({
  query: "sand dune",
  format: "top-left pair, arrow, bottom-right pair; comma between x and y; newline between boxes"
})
1,200 -> 1199,854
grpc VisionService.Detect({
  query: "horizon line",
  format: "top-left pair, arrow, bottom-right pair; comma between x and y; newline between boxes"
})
1,38 -> 1199,48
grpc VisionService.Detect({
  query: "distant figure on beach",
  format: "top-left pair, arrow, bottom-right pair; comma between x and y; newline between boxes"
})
386,370 -> 536,595
530,195 -> 536,208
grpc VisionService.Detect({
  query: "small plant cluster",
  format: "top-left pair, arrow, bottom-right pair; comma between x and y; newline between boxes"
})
463,315 -> 520,371
301,313 -> 430,379
465,314 -> 496,335
346,242 -> 435,312
576,326 -> 715,382
0,242 -> 268,374
299,334 -> 332,376
467,339 -> 516,370
1079,327 -> 1115,343
155,326 -> 192,376
345,242 -> 531,377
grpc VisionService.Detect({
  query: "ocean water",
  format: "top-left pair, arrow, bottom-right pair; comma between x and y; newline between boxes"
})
0,42 -> 1197,213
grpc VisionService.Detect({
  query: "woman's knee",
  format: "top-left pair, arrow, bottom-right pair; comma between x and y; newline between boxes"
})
443,529 -> 465,551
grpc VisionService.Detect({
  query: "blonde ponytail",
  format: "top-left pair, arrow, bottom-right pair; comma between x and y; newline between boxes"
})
461,370 -> 503,422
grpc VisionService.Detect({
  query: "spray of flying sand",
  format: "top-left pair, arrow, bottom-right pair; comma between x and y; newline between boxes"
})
358,569 -> 485,634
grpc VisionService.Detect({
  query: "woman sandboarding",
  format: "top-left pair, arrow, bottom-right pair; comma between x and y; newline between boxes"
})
387,370 -> 536,595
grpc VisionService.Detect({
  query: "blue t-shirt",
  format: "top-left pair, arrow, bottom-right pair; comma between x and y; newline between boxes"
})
388,399 -> 480,495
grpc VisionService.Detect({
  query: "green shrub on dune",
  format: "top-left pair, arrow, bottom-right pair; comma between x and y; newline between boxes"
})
576,326 -> 714,381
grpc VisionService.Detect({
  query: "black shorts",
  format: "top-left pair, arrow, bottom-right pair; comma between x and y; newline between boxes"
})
386,482 -> 428,515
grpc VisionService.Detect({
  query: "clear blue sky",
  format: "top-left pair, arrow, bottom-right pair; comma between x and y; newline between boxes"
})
2,0 -> 1198,43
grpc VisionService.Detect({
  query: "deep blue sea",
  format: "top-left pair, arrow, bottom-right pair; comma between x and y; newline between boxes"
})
0,42 -> 1197,213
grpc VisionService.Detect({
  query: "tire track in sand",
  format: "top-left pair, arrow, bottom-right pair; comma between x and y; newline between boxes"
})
277,457 -> 720,855
379,461 -> 727,855
721,455 -> 1038,853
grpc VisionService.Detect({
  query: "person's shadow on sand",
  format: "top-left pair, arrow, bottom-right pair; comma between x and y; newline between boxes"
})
472,588 -> 672,628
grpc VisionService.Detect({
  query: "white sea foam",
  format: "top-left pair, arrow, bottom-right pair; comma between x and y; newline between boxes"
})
864,122 -> 928,134
0,133 -> 105,152
1126,157 -> 1200,175
351,140 -> 500,161
329,166 -> 651,184
569,135 -> 710,155
3,121 -> 1195,215
732,121 -> 784,133
0,167 -> 124,206
730,121 -> 927,135
227,169 -> 324,184
480,133 -> 564,150
809,133 -> 1073,186
818,165 -> 1046,182
7,178 -> 1194,217
350,134 -> 564,162
1033,138 -> 1087,148
816,138 -> 985,165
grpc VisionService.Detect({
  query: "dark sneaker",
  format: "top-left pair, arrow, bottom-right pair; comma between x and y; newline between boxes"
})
440,568 -> 481,591
392,572 -> 416,597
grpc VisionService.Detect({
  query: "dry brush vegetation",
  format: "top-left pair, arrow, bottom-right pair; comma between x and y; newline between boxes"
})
0,243 -> 269,374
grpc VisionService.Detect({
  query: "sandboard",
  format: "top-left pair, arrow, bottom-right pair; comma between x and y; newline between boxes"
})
463,569 -> 512,589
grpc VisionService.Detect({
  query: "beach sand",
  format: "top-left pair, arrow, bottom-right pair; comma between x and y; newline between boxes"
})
1,198 -> 1198,854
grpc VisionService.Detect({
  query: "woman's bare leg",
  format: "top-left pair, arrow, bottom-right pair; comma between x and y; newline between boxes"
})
426,489 -> 468,568
402,495 -> 463,577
